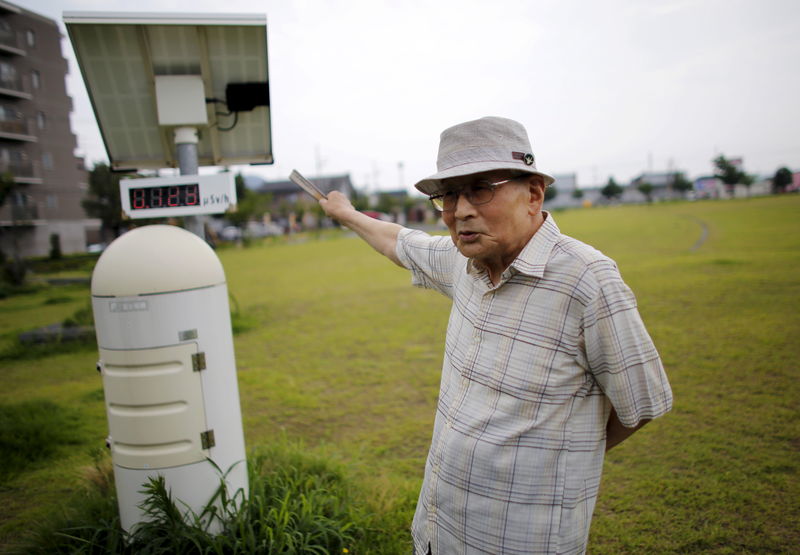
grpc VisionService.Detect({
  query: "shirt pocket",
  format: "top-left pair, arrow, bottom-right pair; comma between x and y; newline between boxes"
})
470,315 -> 586,404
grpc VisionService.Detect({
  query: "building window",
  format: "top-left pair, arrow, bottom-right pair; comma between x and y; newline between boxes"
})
42,152 -> 53,171
31,70 -> 40,90
25,30 -> 35,48
36,111 -> 45,129
0,105 -> 24,134
12,191 -> 27,206
47,195 -> 58,209
1,148 -> 32,176
0,62 -> 19,90
0,105 -> 21,121
0,20 -> 13,47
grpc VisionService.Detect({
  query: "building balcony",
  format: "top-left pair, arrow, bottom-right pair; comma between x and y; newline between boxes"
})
0,202 -> 39,226
10,203 -> 37,222
0,76 -> 30,99
0,119 -> 35,141
0,32 -> 25,56
0,159 -> 41,184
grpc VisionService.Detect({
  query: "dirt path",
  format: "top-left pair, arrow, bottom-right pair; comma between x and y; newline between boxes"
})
688,216 -> 710,251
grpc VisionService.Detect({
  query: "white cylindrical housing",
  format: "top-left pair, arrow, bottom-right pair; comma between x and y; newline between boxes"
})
91,225 -> 247,533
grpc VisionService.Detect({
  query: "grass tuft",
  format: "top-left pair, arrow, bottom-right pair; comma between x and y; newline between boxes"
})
0,400 -> 86,484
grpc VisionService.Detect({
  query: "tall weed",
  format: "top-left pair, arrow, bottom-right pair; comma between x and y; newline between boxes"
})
14,443 -> 372,554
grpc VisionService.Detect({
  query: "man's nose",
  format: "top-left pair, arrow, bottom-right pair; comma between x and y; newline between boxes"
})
452,191 -> 476,218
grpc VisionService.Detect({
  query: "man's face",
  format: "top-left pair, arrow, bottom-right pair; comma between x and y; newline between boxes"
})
440,170 -> 545,273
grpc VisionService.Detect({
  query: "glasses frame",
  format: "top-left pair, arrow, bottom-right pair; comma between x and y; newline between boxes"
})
428,174 -> 528,212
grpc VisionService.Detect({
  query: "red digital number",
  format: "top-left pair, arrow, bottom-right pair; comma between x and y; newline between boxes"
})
132,188 -> 146,210
151,187 -> 163,208
168,186 -> 180,207
185,184 -> 199,206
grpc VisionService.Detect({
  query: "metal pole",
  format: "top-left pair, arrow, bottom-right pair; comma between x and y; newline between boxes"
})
174,126 -> 205,239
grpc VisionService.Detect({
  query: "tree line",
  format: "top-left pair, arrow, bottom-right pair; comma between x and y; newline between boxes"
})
596,156 -> 794,202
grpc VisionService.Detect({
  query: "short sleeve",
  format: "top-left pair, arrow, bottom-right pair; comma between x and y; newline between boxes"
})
395,228 -> 461,299
582,261 -> 673,427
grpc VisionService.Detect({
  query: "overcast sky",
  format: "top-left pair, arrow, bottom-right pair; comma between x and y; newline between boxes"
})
23,0 -> 800,192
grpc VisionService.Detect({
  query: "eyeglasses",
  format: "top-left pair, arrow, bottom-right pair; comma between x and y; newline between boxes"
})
429,175 -> 526,212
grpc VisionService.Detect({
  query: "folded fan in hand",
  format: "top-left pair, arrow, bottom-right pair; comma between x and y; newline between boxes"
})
289,170 -> 327,200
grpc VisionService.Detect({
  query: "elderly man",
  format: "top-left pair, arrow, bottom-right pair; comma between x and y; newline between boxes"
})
319,116 -> 672,554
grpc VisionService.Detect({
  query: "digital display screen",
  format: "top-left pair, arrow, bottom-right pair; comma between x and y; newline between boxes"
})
129,183 -> 200,210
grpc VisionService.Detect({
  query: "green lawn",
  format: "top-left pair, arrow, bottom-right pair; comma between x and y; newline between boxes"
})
1,195 -> 798,553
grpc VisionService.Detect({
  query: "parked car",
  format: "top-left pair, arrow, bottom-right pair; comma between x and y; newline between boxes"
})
245,221 -> 283,238
220,226 -> 242,241
361,211 -> 393,221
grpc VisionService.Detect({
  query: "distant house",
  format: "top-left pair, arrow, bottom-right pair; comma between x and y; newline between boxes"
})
368,188 -> 433,225
627,172 -> 689,202
694,176 -> 723,199
791,171 -> 800,193
694,174 -> 772,199
253,173 -> 355,206
245,173 -> 356,230
544,173 -> 583,210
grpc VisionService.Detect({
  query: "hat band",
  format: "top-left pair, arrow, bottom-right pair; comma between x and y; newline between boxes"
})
437,145 -> 538,172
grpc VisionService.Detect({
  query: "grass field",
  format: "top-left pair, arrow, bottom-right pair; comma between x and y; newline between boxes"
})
1,195 -> 798,553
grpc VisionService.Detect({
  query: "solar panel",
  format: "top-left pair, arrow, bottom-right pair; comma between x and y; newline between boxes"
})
64,12 -> 272,170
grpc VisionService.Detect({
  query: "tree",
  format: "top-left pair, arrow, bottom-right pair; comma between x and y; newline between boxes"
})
714,155 -> 754,196
49,233 -> 62,260
601,177 -> 623,201
0,171 -> 14,208
226,172 -> 270,236
544,185 -> 557,202
772,167 -> 793,194
0,171 -> 26,285
636,181 -> 654,203
375,193 -> 402,215
350,189 -> 370,212
234,171 -> 246,200
571,188 -> 584,200
671,172 -> 694,197
82,163 -> 130,242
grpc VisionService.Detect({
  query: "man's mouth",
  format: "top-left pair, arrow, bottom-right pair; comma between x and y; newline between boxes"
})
458,230 -> 480,242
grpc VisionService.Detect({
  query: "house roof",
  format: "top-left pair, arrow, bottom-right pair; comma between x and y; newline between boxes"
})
630,171 -> 686,187
256,173 -> 354,195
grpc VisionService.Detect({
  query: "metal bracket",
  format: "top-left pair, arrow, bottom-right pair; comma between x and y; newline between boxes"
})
192,352 -> 206,372
200,429 -> 215,450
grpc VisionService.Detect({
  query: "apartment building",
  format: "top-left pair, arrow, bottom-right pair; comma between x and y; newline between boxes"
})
0,1 -> 92,258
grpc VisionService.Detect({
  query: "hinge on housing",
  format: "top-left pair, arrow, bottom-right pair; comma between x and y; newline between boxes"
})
200,429 -> 216,450
192,352 -> 206,372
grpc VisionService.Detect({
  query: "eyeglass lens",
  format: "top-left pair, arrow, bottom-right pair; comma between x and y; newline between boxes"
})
432,182 -> 496,211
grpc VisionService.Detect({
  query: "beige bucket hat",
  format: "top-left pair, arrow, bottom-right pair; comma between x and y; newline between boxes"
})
413,116 -> 555,195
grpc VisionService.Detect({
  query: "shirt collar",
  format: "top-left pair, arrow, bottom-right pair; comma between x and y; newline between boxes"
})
466,211 -> 561,280
511,211 -> 560,278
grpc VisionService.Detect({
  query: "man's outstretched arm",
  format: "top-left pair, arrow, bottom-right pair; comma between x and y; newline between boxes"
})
319,191 -> 405,266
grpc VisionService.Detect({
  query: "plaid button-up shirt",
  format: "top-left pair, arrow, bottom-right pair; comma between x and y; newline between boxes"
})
396,213 -> 672,554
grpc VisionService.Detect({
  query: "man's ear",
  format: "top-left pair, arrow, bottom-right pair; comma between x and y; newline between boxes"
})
526,175 -> 546,207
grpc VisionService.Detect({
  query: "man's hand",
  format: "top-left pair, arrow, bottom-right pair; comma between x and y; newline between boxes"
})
606,407 -> 650,452
319,190 -> 357,224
